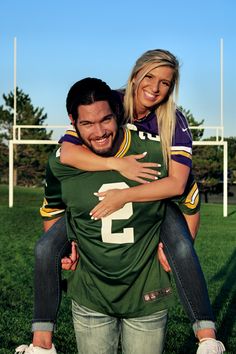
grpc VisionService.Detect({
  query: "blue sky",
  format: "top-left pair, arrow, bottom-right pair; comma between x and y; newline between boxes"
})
0,0 -> 235,138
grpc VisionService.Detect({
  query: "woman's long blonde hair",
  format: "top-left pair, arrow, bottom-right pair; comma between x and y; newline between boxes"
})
123,49 -> 180,167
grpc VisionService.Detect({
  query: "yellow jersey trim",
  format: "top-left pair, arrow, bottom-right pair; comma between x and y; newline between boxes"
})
115,128 -> 131,158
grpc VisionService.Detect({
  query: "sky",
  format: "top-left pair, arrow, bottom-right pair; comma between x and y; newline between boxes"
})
0,0 -> 235,139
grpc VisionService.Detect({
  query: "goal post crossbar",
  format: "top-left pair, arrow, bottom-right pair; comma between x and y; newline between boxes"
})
12,125 -> 224,141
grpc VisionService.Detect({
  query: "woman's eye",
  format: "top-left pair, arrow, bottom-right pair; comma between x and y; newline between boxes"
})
162,81 -> 170,87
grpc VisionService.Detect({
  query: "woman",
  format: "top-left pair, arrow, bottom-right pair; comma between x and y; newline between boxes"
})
16,50 -> 225,354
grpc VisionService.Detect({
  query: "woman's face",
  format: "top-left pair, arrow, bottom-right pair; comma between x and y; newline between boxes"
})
134,66 -> 174,118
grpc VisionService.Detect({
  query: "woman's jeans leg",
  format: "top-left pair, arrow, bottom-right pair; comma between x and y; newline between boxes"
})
72,301 -> 168,354
32,216 -> 71,332
160,202 -> 215,334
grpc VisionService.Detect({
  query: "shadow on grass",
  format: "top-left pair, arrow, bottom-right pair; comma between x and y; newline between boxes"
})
210,249 -> 236,352
228,209 -> 236,217
174,249 -> 236,354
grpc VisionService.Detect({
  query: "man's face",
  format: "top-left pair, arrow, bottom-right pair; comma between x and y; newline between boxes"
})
75,101 -> 118,155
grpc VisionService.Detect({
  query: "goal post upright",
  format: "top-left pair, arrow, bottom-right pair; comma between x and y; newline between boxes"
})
223,141 -> 228,217
220,38 -> 224,136
9,141 -> 14,208
13,37 -> 17,133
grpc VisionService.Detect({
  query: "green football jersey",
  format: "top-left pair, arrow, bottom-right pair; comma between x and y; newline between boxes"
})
47,127 -> 173,318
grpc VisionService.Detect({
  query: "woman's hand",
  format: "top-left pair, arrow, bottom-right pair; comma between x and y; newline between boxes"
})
90,189 -> 127,219
61,241 -> 79,271
112,152 -> 161,184
157,242 -> 171,272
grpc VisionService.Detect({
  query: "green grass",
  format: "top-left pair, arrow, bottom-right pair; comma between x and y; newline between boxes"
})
0,184 -> 235,353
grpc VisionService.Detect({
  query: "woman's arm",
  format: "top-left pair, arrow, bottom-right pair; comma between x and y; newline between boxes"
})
90,160 -> 190,219
60,142 -> 113,170
60,142 -> 161,183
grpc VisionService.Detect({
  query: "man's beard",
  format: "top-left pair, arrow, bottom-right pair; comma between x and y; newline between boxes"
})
89,140 -> 113,157
74,125 -> 123,157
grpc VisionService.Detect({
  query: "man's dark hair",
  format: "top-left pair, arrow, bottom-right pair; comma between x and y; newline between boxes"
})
66,77 -> 124,125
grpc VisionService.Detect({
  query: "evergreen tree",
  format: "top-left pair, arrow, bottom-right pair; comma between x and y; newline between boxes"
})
178,106 -> 204,141
0,88 -> 55,186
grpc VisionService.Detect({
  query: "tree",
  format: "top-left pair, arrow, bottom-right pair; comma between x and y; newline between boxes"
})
192,139 -> 223,187
0,138 -> 8,184
0,87 -> 55,186
191,136 -> 236,197
178,106 -> 204,141
226,137 -> 236,171
178,106 -> 224,195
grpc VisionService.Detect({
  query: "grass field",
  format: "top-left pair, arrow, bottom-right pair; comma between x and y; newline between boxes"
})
0,184 -> 235,354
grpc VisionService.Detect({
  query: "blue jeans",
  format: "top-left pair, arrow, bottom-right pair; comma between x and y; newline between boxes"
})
72,301 -> 168,354
160,202 -> 215,334
32,203 -> 215,334
32,217 -> 71,332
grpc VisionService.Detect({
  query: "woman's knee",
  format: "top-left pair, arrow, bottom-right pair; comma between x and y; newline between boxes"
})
172,238 -> 194,260
161,203 -> 193,247
35,233 -> 55,261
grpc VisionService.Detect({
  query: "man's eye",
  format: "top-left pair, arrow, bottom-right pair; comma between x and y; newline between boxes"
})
103,114 -> 115,123
104,117 -> 112,122
80,122 -> 92,126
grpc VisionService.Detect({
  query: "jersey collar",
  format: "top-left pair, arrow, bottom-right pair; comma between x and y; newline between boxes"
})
115,127 -> 131,158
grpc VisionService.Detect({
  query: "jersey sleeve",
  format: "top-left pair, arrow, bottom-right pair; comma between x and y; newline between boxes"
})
171,173 -> 201,215
40,150 -> 66,220
171,109 -> 192,168
58,127 -> 82,145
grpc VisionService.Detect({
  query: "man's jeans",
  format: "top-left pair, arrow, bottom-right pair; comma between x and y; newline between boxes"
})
72,301 -> 168,354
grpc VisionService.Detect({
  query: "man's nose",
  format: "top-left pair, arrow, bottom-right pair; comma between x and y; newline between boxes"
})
93,123 -> 105,136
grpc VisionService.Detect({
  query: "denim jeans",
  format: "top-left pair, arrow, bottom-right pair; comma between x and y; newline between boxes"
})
160,202 -> 215,334
32,203 -> 215,334
72,301 -> 168,354
32,217 -> 70,332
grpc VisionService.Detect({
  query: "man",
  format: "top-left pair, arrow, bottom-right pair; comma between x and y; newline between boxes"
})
15,77 -> 225,354
45,77 -> 172,354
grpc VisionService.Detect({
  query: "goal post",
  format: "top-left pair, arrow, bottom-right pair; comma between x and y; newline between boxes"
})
8,38 -> 228,215
8,124 -> 69,208
193,140 -> 228,217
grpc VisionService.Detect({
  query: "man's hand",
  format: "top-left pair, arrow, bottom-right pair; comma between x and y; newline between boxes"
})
61,241 -> 79,271
157,242 -> 171,272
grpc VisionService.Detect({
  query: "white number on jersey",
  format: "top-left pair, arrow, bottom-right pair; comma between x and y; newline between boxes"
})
98,182 -> 134,244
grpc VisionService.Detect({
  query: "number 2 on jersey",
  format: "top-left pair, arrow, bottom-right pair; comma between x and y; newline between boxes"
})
98,182 -> 134,244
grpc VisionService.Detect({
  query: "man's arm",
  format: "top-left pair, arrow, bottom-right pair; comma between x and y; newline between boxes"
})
40,153 -> 66,227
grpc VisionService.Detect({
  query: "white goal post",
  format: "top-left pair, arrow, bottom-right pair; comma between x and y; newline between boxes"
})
8,38 -> 228,215
8,125 -> 68,208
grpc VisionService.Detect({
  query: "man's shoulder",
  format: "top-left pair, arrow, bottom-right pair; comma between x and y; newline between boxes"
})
123,125 -> 164,168
47,146 -> 75,178
48,146 -> 61,167
126,124 -> 160,142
